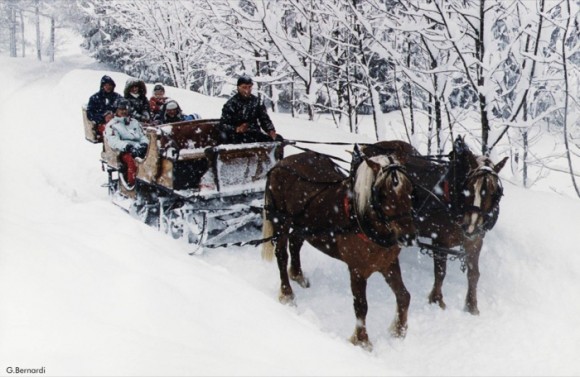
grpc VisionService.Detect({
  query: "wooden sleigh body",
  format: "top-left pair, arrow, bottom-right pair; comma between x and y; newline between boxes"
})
85,106 -> 283,252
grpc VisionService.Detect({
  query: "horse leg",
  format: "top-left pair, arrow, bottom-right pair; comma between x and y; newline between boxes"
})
463,238 -> 483,315
348,267 -> 372,351
275,227 -> 295,305
383,258 -> 410,338
288,235 -> 310,288
428,250 -> 447,309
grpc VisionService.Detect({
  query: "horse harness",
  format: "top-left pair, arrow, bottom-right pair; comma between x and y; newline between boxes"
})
462,165 -> 504,232
265,155 -> 411,249
412,154 -> 503,269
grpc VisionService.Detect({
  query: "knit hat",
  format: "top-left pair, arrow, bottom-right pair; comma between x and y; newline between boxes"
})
237,75 -> 253,86
165,101 -> 179,110
114,98 -> 129,110
153,84 -> 165,92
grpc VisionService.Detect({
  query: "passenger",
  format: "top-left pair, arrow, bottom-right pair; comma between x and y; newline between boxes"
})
105,99 -> 149,187
155,99 -> 200,124
101,110 -> 114,132
149,83 -> 167,116
87,75 -> 122,139
124,79 -> 151,124
218,75 -> 279,144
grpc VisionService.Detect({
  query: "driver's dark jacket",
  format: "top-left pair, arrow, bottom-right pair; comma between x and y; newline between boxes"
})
218,93 -> 275,139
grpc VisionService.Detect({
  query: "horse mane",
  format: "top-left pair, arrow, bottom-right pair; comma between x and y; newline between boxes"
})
353,155 -> 392,216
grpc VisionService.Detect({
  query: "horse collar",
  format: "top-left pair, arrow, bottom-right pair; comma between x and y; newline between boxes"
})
348,186 -> 400,248
343,192 -> 379,244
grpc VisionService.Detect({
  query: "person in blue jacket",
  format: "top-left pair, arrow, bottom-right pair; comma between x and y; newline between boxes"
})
105,99 -> 149,187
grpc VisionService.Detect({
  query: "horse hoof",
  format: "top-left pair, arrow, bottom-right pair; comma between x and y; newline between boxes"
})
279,292 -> 296,306
428,295 -> 446,310
349,335 -> 373,352
293,276 -> 310,289
289,269 -> 311,289
464,305 -> 480,315
389,322 -> 408,339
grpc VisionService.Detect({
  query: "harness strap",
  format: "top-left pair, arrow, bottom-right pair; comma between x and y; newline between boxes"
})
288,144 -> 351,168
287,138 -> 370,147
443,180 -> 450,203
343,194 -> 371,242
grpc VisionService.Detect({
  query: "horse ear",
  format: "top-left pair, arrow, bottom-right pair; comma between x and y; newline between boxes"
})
453,135 -> 471,155
364,156 -> 382,175
494,156 -> 508,173
353,144 -> 363,160
453,136 -> 464,154
351,144 -> 364,174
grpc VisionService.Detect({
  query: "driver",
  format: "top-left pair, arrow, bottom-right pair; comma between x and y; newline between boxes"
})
217,75 -> 279,144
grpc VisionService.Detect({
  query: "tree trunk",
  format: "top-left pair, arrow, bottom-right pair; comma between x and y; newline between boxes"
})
9,3 -> 17,57
19,10 -> 25,57
291,79 -> 296,118
49,16 -> 55,62
346,63 -> 354,133
434,94 -> 443,154
478,0 -> 489,155
480,93 -> 490,155
406,44 -> 415,136
522,129 -> 528,187
36,0 -> 42,61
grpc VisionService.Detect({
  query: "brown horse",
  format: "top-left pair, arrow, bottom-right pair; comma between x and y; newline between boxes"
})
261,148 -> 416,349
363,136 -> 508,315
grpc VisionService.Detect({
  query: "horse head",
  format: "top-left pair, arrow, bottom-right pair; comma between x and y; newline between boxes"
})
353,152 -> 416,247
459,152 -> 508,237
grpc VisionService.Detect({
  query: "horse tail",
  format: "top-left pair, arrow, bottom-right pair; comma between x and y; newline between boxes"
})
261,178 -> 276,262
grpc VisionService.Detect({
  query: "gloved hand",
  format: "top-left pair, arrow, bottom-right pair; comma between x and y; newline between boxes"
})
124,144 -> 134,154
235,123 -> 249,133
136,143 -> 148,158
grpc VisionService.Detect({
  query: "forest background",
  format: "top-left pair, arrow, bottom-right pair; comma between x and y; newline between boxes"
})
1,0 -> 579,197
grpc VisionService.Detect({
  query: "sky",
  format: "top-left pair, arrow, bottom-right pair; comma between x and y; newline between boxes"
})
0,30 -> 580,377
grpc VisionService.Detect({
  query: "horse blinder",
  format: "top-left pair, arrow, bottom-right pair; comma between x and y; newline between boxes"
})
460,169 -> 503,234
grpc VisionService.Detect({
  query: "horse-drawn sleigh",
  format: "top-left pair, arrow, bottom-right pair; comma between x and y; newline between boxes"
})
84,103 -> 507,349
83,106 -> 283,253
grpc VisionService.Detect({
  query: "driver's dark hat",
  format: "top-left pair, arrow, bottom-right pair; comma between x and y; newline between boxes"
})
237,75 -> 253,86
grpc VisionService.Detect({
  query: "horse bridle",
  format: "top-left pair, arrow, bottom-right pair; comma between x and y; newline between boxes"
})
461,165 -> 504,232
351,158 -> 413,247
370,162 -> 413,224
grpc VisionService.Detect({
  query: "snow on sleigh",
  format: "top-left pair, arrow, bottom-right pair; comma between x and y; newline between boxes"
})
85,112 -> 284,253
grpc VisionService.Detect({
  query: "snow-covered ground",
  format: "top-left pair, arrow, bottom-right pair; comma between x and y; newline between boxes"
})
1,31 -> 579,376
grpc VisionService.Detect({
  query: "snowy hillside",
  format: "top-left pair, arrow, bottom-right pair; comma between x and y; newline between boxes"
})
0,33 -> 579,376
